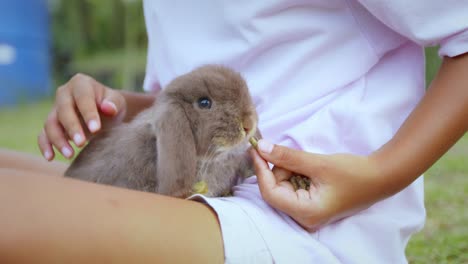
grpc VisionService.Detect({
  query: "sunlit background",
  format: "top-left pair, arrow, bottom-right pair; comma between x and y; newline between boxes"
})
0,1 -> 466,263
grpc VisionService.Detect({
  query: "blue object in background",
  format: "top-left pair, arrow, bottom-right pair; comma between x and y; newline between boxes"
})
0,0 -> 50,107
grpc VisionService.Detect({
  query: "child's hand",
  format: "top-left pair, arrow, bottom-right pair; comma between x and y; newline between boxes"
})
251,140 -> 387,231
38,74 -> 127,161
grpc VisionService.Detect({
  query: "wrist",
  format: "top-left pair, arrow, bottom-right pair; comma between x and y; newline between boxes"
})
368,148 -> 413,198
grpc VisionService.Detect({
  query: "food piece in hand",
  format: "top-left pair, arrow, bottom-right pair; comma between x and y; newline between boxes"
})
250,136 -> 310,191
249,136 -> 259,149
290,175 -> 311,191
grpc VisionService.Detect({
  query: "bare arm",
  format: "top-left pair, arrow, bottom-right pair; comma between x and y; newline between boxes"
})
252,53 -> 468,229
373,53 -> 468,195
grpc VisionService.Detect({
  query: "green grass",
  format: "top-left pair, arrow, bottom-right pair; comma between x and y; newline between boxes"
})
0,100 -> 51,153
0,100 -> 71,162
406,136 -> 468,263
0,99 -> 466,262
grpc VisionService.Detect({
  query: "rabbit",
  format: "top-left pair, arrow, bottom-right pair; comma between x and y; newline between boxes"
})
64,65 -> 260,198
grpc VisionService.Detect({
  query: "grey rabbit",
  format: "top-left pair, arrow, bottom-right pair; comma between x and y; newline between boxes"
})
65,65 -> 260,198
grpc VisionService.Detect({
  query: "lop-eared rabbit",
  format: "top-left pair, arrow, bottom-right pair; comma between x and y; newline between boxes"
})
65,65 -> 259,198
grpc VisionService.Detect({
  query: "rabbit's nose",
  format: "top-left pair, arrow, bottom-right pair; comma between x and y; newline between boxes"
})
242,117 -> 255,135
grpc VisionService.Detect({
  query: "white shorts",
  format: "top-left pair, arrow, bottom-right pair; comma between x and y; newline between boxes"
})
190,176 -> 425,264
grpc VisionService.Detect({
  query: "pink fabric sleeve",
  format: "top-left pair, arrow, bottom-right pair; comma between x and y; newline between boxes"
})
355,0 -> 468,57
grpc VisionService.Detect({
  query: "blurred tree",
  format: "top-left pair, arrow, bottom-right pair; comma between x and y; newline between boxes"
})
50,0 -> 147,90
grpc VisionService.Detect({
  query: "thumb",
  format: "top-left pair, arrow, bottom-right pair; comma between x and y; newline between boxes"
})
99,88 -> 126,117
256,139 -> 322,176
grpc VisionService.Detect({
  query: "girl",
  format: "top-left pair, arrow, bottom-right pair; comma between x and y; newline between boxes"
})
1,1 -> 467,263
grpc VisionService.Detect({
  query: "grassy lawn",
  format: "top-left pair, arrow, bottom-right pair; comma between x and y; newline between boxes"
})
406,136 -> 468,263
0,99 -> 56,155
0,99 -> 466,263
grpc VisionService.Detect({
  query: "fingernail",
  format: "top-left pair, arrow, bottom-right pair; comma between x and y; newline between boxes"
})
88,120 -> 99,133
258,139 -> 274,154
44,150 -> 52,160
73,133 -> 84,145
61,147 -> 72,158
103,100 -> 117,112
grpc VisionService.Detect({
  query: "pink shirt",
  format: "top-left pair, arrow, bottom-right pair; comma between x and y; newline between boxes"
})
143,1 -> 467,262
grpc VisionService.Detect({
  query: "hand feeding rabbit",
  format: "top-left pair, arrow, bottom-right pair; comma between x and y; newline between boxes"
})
65,65 -> 259,198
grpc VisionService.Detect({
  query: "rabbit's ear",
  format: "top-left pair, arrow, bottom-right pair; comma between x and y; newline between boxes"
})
155,102 -> 198,197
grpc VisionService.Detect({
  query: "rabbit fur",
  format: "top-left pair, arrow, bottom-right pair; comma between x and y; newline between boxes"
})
65,65 -> 259,198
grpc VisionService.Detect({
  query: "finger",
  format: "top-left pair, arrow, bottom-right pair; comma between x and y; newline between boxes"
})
72,75 -> 101,134
251,149 -> 302,214
250,149 -> 276,191
44,111 -> 74,159
295,213 -> 323,232
100,88 -> 126,117
256,139 -> 325,177
56,92 -> 86,147
271,166 -> 293,182
37,129 -> 55,161
277,179 -> 295,192
294,206 -> 327,231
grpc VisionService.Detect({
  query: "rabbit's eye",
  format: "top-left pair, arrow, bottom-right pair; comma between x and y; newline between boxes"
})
197,97 -> 212,109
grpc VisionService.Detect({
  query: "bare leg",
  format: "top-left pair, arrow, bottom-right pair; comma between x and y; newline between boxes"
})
0,169 -> 224,263
0,149 -> 68,175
